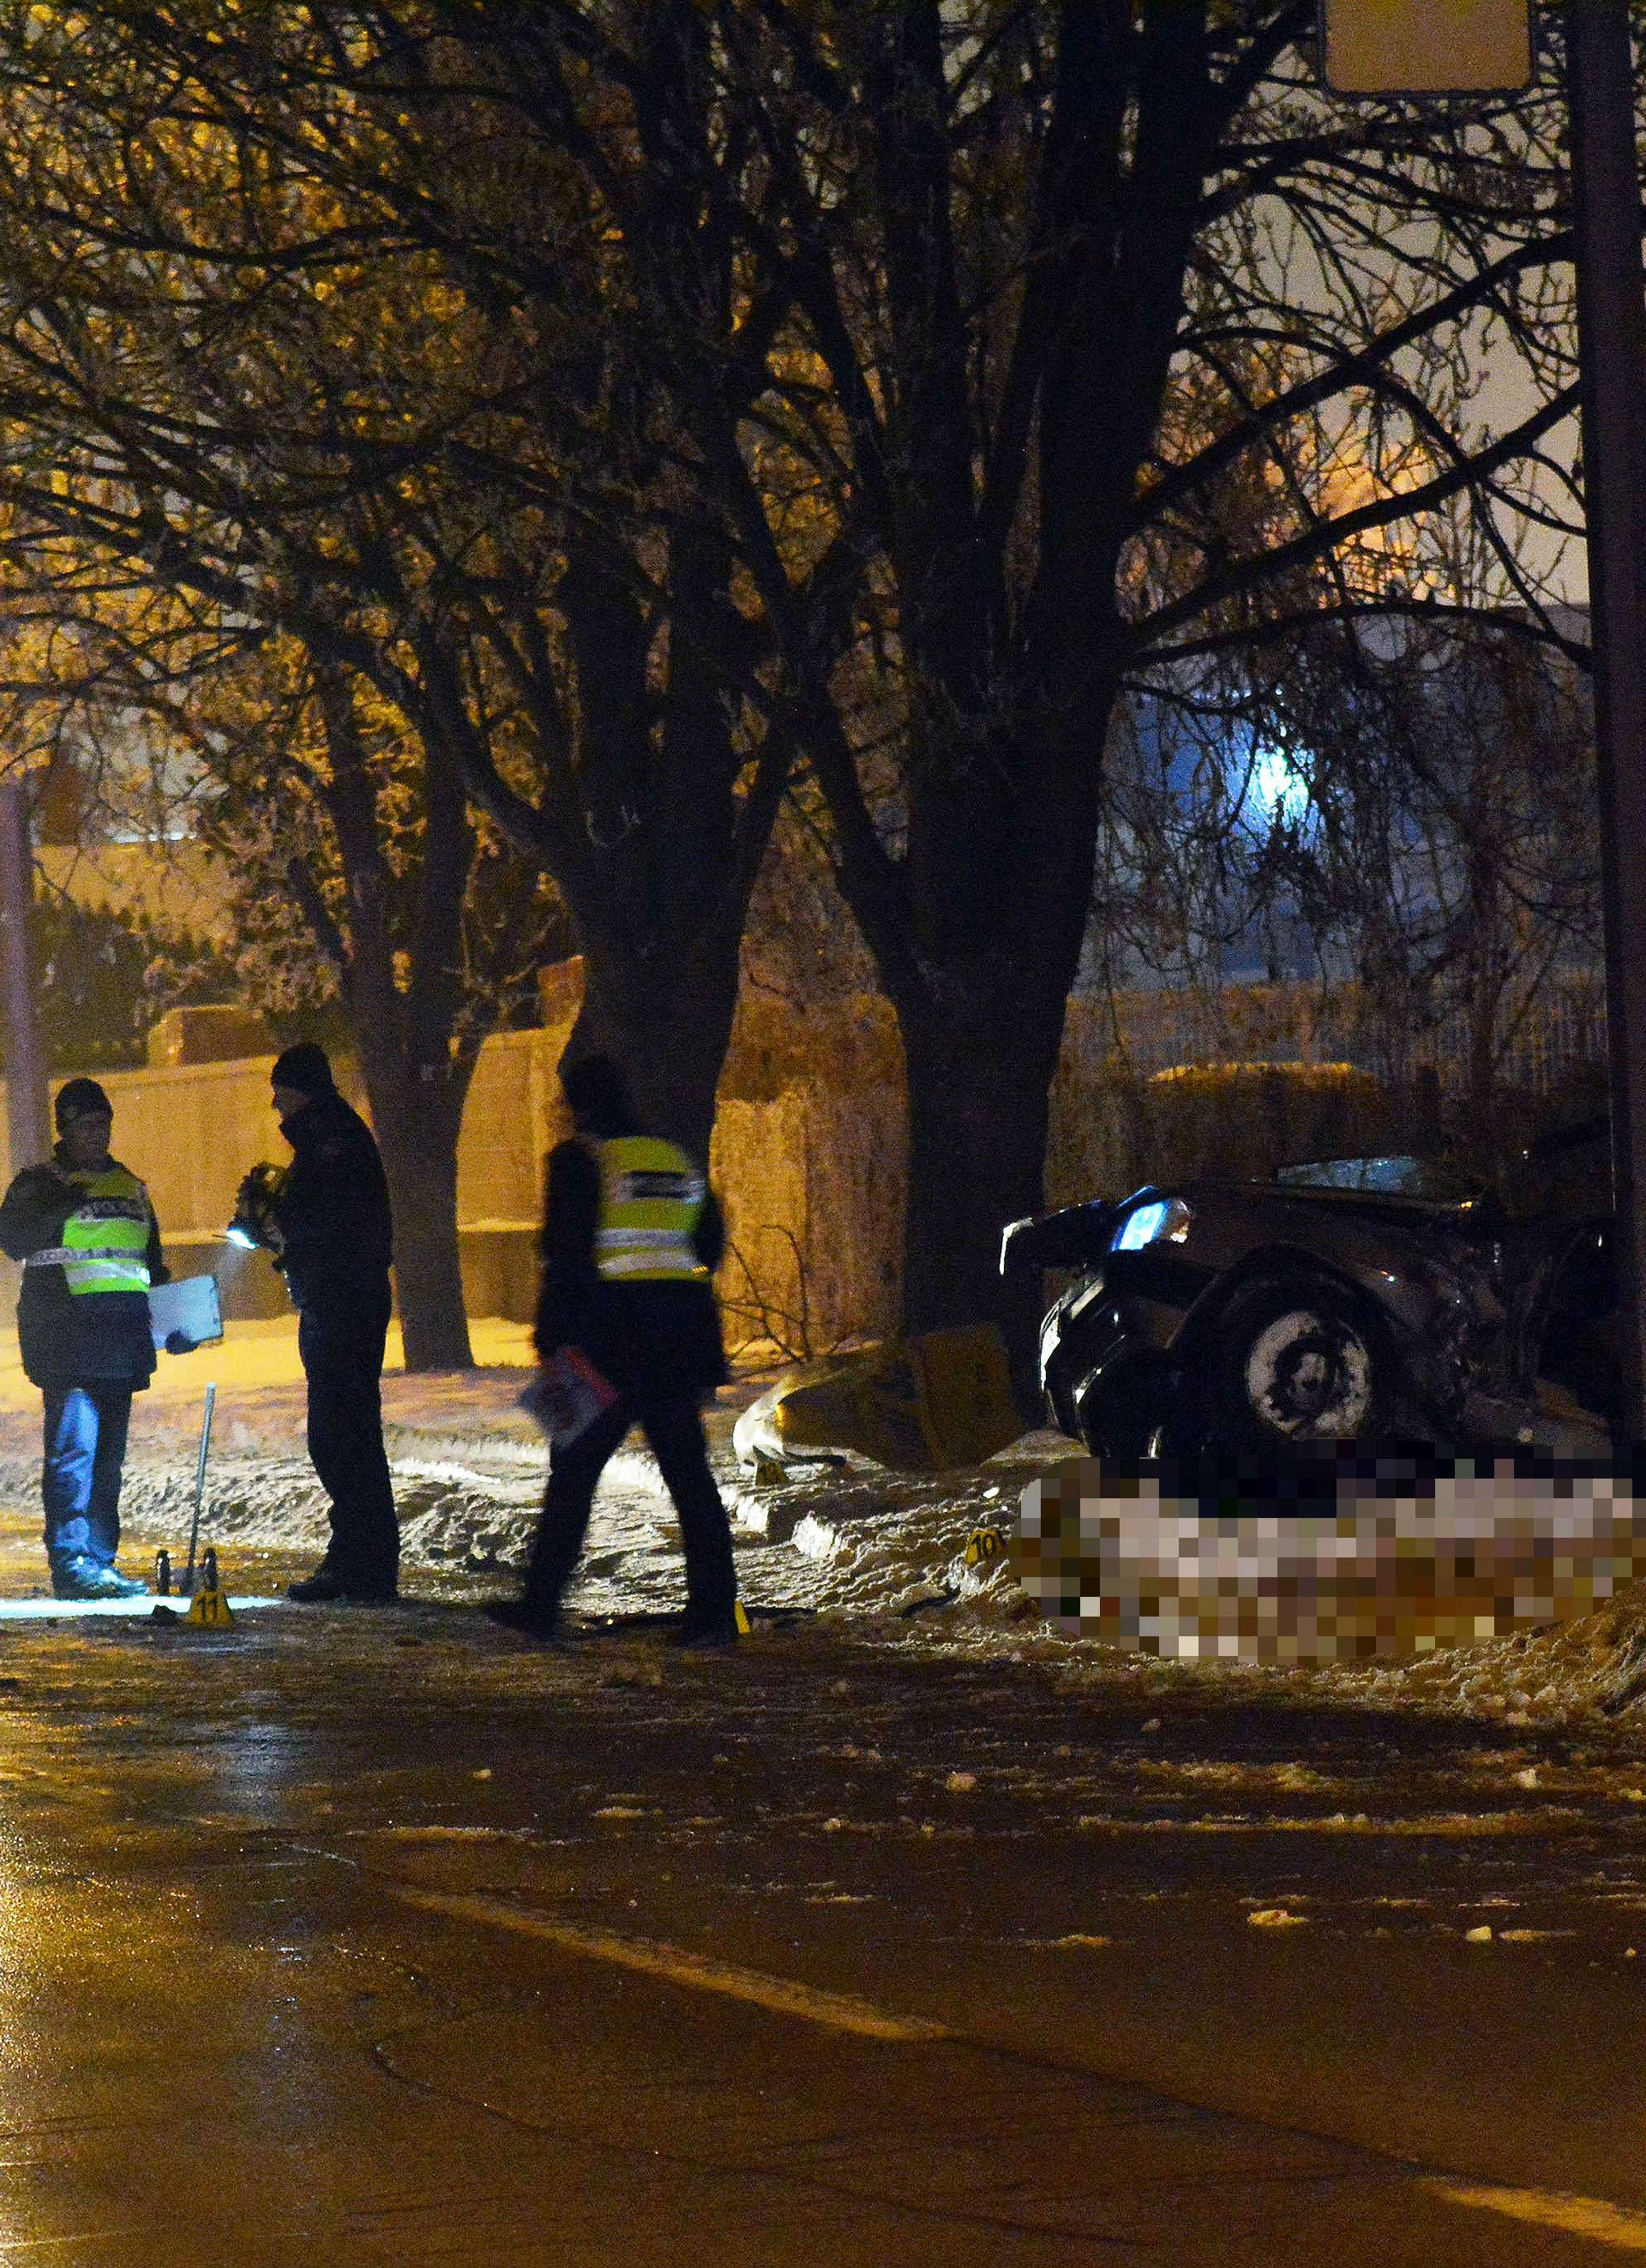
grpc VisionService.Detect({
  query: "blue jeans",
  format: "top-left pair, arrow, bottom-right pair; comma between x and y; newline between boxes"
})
41,1385 -> 132,1573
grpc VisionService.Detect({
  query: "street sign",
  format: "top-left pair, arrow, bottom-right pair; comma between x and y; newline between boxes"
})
1320,0 -> 1532,93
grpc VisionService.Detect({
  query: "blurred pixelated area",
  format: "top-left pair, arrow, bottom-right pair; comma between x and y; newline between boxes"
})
1015,1453 -> 1646,1661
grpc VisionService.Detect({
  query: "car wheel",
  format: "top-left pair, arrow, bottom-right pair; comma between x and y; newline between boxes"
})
1208,1283 -> 1386,1449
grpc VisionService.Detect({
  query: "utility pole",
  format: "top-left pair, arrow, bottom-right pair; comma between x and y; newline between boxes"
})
1566,0 -> 1646,1441
0,771 -> 47,1171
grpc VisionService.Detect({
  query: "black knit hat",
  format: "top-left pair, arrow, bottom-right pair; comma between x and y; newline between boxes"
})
271,1042 -> 334,1098
54,1077 -> 111,1130
561,1052 -> 637,1133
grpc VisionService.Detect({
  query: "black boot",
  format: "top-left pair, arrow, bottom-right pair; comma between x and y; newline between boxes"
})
288,1560 -> 398,1605
668,1610 -> 741,1651
53,1558 -> 147,1601
482,1597 -> 562,1641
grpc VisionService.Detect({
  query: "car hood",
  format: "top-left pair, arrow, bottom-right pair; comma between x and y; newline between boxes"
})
1000,1176 -> 1493,1286
1176,1177 -> 1493,1231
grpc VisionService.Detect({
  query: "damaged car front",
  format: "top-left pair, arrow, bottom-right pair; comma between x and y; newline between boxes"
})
1002,1149 -> 1611,1459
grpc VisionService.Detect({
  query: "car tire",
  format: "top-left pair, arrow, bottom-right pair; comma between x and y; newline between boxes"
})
1204,1281 -> 1389,1451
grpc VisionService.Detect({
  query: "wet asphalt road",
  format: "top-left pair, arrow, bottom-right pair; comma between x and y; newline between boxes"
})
5,1542 -> 1646,2260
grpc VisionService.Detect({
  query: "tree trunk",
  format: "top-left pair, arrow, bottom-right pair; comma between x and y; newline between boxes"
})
364,1071 -> 476,1372
894,969 -> 1070,1410
566,921 -> 745,1162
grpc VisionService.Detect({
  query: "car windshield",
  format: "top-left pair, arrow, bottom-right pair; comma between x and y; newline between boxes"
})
1273,1155 -> 1481,1202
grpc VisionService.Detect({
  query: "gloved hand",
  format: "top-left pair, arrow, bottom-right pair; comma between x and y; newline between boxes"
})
9,1162 -> 79,1247
230,1162 -> 288,1254
19,1161 -> 72,1188
14,1161 -> 74,1205
163,1330 -> 196,1356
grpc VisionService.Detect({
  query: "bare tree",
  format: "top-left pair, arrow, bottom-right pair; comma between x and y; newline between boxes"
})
0,577 -> 568,1368
1249,605 -> 1599,1124
460,3 -> 1578,1353
0,3 -> 1590,1370
0,0 -> 802,1158
0,52 -> 577,1364
186,639 -> 569,1369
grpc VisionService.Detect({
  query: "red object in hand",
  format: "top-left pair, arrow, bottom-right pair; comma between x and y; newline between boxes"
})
519,1347 -> 620,1446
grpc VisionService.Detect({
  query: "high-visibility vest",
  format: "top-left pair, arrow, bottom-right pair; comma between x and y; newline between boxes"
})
593,1137 -> 710,1284
24,1165 -> 153,1297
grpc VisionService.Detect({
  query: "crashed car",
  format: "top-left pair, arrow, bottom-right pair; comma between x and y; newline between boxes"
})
1000,1119 -> 1618,1459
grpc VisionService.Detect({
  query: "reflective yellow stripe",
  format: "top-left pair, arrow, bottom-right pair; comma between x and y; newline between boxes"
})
48,1167 -> 153,1297
595,1137 -> 709,1284
64,1256 -> 150,1294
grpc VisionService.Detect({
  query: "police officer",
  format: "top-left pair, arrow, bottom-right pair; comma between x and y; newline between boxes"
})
0,1078 -> 166,1599
494,1052 -> 739,1647
256,1043 -> 399,1603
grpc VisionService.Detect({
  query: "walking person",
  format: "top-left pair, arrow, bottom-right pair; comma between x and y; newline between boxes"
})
494,1053 -> 740,1647
0,1079 -> 167,1599
246,1043 -> 399,1603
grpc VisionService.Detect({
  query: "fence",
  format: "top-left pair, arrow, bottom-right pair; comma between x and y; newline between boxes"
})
0,1035 -> 567,1335
1085,973 -> 1610,1095
0,970 -> 1613,1353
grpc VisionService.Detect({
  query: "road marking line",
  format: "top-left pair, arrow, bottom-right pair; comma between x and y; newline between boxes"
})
385,1875 -> 1646,2244
1424,2180 -> 1646,2250
0,2238 -> 143,2255
381,1883 -> 950,2043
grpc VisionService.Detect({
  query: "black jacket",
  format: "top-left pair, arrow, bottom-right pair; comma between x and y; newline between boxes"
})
535,1136 -> 728,1401
270,1089 -> 393,1318
0,1149 -> 166,1389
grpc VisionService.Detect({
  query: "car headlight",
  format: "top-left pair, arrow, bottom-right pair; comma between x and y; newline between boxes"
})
1110,1197 -> 1192,1252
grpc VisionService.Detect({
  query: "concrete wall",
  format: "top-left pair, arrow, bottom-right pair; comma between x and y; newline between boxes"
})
0,1023 -> 903,1350
712,1087 -> 905,1356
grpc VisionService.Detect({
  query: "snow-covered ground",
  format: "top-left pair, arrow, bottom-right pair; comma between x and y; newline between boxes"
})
0,1317 -> 1031,1628
2,1317 -> 1646,1725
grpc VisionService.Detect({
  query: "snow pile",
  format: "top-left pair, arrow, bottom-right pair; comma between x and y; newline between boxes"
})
99,1410 -> 1038,1633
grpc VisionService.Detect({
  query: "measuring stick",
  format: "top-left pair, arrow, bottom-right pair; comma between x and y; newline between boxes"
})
183,1382 -> 217,1598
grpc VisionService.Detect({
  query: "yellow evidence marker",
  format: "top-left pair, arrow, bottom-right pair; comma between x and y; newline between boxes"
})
187,1586 -> 234,1627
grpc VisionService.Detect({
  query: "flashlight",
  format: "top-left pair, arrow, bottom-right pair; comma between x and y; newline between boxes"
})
228,1162 -> 288,1255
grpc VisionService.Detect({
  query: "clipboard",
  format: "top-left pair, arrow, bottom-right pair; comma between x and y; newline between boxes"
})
147,1274 -> 225,1351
